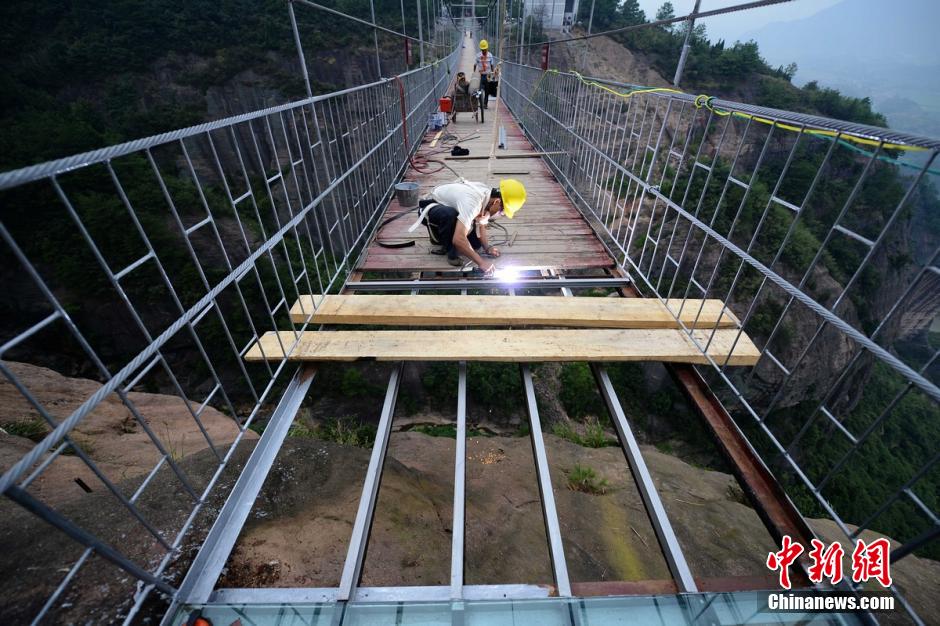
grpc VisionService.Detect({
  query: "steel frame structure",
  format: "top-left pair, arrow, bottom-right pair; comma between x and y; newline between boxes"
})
0,35 -> 459,623
0,7 -> 938,626
500,61 -> 940,624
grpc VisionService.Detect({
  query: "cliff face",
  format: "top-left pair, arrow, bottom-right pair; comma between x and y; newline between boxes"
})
0,361 -> 257,624
1,364 -> 937,623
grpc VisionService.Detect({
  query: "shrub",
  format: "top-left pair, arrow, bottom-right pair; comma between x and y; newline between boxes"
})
566,465 -> 609,495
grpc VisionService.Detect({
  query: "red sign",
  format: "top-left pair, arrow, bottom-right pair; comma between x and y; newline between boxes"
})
540,42 -> 550,71
766,535 -> 894,590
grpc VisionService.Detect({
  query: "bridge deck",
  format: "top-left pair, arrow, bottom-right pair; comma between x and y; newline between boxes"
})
358,42 -> 614,273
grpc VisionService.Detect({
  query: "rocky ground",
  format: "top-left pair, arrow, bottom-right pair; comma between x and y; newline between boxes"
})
0,361 -> 937,624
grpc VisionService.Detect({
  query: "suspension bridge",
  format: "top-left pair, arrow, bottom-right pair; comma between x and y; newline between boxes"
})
0,1 -> 937,625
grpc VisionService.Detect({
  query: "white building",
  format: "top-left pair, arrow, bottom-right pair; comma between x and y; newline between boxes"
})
523,0 -> 579,32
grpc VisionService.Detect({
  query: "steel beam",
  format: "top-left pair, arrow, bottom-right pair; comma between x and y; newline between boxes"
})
336,363 -> 404,600
520,365 -> 572,597
345,277 -> 632,291
591,364 -> 698,592
208,583 -> 551,605
450,361 -> 468,599
164,366 -> 317,618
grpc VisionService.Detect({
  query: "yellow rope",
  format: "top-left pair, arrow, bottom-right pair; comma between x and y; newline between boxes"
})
551,70 -> 928,153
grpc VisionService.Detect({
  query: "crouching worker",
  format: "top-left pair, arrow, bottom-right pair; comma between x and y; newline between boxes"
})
408,179 -> 526,276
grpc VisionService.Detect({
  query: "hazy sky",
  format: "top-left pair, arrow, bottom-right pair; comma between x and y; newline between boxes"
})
634,0 -> 841,43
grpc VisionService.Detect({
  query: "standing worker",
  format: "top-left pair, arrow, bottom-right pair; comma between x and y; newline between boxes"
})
408,179 -> 526,275
474,40 -> 495,109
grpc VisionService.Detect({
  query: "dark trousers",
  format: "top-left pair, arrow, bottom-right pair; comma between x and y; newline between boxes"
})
480,73 -> 490,108
426,203 -> 482,260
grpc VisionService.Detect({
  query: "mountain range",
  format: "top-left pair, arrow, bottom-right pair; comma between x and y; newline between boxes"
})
743,0 -> 940,138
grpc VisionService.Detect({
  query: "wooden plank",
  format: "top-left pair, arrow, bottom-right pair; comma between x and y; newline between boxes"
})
289,295 -> 740,329
444,151 -> 565,161
244,329 -> 760,366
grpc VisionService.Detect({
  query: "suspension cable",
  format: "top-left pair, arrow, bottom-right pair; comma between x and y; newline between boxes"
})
505,0 -> 795,49
293,0 -> 452,48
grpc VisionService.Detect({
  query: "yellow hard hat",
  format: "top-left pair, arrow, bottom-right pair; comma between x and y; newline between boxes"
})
499,179 -> 526,218
479,39 -> 489,50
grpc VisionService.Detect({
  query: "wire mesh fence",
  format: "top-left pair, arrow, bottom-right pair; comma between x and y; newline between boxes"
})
501,61 -> 940,624
0,46 -> 457,624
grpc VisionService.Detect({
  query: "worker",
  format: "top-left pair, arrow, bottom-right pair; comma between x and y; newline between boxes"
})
409,179 -> 526,275
474,40 -> 495,109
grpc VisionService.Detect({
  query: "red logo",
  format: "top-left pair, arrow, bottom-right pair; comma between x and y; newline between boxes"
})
851,538 -> 893,588
767,536 -> 893,589
807,538 -> 845,585
766,535 -> 804,590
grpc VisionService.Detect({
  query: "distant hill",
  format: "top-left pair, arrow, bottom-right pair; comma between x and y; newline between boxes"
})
744,0 -> 940,137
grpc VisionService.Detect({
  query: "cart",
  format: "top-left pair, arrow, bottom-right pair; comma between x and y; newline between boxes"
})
450,78 -> 484,123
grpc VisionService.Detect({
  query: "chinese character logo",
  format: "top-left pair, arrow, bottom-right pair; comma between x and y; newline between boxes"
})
766,535 -> 804,590
851,538 -> 893,588
767,536 -> 892,589
807,538 -> 844,585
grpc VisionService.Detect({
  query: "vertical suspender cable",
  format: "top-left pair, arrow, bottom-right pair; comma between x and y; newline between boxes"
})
369,0 -> 382,78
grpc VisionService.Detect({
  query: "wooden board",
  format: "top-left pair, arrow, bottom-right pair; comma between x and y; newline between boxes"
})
289,295 -> 740,329
244,329 -> 760,366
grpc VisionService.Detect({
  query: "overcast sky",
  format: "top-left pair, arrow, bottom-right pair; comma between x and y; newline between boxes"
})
634,0 -> 841,43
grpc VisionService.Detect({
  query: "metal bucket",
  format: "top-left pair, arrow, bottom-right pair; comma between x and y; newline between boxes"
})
395,182 -> 420,208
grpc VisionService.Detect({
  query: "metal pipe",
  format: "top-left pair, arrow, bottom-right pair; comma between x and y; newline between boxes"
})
345,277 -> 632,290
673,0 -> 701,87
450,361 -> 468,599
288,0 -> 314,99
520,364 -> 572,597
369,0 -> 382,78
169,366 -> 317,607
592,364 -> 698,592
417,0 -> 426,64
337,363 -> 404,600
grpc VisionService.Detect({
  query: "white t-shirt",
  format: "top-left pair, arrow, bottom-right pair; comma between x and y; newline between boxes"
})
475,51 -> 496,74
431,181 -> 493,231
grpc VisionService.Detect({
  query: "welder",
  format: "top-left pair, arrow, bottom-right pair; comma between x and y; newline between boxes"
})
408,179 -> 526,276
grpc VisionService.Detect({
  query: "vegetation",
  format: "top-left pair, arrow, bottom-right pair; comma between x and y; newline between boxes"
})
1,419 -> 49,442
551,419 -> 616,448
422,362 -> 524,414
762,362 -> 940,561
291,416 -> 376,447
566,464 -> 609,495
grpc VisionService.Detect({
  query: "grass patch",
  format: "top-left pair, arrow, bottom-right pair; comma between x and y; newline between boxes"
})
551,418 -> 616,448
566,464 -> 609,495
2,418 -> 49,442
288,417 -> 376,447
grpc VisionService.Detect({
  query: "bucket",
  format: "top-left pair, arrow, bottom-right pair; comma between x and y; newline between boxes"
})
395,182 -> 420,208
439,96 -> 453,113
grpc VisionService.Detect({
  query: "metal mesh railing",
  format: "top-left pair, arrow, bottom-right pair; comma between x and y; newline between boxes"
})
0,47 -> 457,624
501,62 -> 940,624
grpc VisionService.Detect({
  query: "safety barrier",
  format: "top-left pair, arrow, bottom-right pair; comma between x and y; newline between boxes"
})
0,45 -> 458,623
501,61 -> 940,623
